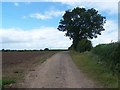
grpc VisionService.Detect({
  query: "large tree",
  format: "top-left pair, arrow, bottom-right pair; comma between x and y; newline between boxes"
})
58,7 -> 106,49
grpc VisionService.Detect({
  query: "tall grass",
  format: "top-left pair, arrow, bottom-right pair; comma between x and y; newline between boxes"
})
69,51 -> 118,88
92,42 -> 120,74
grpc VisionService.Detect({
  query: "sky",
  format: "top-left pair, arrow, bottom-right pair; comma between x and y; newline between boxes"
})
0,0 -> 119,50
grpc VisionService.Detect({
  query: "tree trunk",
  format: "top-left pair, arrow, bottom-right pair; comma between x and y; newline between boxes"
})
73,37 -> 79,51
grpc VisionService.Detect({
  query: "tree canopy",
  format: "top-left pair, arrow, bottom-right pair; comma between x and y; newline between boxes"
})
58,7 -> 106,49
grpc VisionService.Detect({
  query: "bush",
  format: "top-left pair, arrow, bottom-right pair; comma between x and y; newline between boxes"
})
2,49 -> 5,51
68,44 -> 74,50
77,39 -> 92,53
44,48 -> 49,51
92,42 -> 120,74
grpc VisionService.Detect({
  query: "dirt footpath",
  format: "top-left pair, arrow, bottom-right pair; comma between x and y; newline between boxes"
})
21,51 -> 99,88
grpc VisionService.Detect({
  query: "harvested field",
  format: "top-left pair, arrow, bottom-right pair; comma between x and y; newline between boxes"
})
2,51 -> 58,88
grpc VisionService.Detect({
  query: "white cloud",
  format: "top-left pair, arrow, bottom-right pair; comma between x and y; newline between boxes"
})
43,0 -> 119,2
25,2 -> 31,5
22,16 -> 27,19
0,20 -> 118,49
92,2 -> 118,15
27,10 -> 65,20
2,0 -> 119,2
14,2 -> 19,6
0,27 -> 72,50
61,2 -> 118,15
29,13 -> 49,20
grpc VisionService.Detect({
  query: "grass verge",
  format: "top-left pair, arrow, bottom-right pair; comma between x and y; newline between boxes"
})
69,51 -> 118,88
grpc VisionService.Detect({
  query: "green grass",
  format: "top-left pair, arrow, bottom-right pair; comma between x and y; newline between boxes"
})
1,79 -> 16,89
2,79 -> 16,85
69,51 -> 118,88
0,80 -> 2,89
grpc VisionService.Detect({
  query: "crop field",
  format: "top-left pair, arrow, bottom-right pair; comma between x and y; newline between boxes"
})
2,51 -> 58,88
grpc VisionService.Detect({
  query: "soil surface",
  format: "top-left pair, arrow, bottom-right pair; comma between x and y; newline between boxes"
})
21,51 -> 99,88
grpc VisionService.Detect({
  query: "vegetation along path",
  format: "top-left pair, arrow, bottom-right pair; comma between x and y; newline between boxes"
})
22,51 -> 99,88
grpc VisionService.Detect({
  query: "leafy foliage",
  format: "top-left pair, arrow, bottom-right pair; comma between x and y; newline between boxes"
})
58,7 -> 106,49
92,42 -> 120,74
77,39 -> 92,52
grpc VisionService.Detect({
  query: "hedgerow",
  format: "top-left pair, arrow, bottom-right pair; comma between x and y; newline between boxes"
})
92,42 -> 120,74
77,39 -> 92,53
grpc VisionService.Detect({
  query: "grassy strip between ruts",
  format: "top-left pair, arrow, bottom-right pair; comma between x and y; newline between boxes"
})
69,51 -> 118,88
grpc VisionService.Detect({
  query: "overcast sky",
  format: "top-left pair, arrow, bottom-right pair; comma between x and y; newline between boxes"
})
0,0 -> 119,50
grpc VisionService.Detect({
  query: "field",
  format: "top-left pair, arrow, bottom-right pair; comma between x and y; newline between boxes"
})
2,51 -> 58,88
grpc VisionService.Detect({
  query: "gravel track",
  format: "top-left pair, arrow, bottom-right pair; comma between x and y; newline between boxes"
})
22,51 -> 98,88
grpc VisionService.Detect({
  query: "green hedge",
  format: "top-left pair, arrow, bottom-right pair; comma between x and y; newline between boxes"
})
77,39 -> 93,53
92,42 -> 120,74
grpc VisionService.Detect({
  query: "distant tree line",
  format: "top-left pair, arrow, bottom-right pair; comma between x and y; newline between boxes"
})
1,48 -> 68,52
